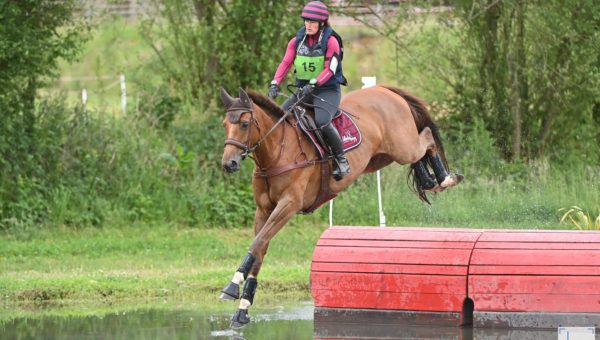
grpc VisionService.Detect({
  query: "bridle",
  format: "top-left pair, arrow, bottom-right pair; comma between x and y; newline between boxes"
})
224,109 -> 291,160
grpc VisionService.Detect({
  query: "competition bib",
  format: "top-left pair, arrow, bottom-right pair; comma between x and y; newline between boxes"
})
294,55 -> 325,80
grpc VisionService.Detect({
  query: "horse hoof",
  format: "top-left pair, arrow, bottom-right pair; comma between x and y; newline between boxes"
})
230,309 -> 250,329
425,184 -> 445,193
440,173 -> 464,188
220,282 -> 240,301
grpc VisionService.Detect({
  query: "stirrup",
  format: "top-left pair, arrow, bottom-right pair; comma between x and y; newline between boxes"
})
332,155 -> 350,181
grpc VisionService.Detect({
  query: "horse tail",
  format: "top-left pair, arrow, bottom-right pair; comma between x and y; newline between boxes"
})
381,86 -> 448,204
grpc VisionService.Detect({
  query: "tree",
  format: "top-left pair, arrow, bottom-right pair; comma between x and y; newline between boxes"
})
0,0 -> 86,223
338,0 -> 600,162
141,0 -> 305,113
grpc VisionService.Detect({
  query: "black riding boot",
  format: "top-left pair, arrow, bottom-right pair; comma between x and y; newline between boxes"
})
429,154 -> 449,184
411,160 -> 437,190
320,123 -> 350,181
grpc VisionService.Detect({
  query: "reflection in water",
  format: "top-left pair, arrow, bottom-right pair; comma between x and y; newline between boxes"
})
1,303 -> 314,340
314,321 -> 560,339
0,302 -> 567,340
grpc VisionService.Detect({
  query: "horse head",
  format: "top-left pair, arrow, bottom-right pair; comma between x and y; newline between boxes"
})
220,87 -> 256,173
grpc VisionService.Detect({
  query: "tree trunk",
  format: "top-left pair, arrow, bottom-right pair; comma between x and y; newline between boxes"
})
509,0 -> 527,160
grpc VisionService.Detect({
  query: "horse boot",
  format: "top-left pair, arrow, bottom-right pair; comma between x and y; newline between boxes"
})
411,159 -> 437,191
430,154 -> 463,188
231,277 -> 257,328
220,252 -> 255,300
320,123 -> 350,181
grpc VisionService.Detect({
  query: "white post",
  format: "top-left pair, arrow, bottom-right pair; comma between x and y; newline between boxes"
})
329,199 -> 333,228
377,168 -> 386,227
81,88 -> 88,114
120,74 -> 127,115
361,76 -> 386,227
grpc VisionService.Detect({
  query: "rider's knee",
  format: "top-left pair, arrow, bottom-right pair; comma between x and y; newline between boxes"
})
315,111 -> 332,128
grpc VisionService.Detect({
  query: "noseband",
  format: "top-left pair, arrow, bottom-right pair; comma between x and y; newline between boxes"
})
224,112 -> 260,160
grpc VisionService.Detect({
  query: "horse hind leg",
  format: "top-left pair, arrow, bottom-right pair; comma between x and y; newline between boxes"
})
425,137 -> 464,190
429,153 -> 463,189
409,127 -> 465,193
411,128 -> 443,192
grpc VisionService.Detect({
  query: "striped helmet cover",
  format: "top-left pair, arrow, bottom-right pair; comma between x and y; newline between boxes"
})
301,1 -> 329,22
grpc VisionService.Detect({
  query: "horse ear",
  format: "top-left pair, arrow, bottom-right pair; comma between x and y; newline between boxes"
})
238,87 -> 253,109
220,87 -> 234,109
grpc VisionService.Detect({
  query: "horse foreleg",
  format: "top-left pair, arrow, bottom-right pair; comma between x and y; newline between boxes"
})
220,206 -> 270,301
230,197 -> 300,328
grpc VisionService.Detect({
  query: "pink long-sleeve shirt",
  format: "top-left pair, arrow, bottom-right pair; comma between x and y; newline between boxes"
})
272,34 -> 341,87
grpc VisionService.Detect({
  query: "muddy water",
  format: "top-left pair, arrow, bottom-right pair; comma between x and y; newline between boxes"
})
0,302 -> 575,339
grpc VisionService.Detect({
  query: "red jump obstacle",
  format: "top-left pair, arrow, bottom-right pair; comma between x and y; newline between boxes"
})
310,226 -> 600,329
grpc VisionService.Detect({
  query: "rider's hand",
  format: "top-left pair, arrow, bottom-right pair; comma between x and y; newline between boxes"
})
268,83 -> 279,99
301,83 -> 315,97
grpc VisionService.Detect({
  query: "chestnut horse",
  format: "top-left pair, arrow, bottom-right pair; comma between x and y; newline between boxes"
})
219,85 -> 462,327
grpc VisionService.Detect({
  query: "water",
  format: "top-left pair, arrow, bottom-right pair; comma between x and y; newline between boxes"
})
0,302 -> 314,340
0,302 -> 582,339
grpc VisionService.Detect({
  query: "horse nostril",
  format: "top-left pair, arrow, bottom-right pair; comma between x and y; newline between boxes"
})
222,160 -> 239,173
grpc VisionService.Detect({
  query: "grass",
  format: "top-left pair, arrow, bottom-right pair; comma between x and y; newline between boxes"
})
0,223 -> 326,316
311,160 -> 600,229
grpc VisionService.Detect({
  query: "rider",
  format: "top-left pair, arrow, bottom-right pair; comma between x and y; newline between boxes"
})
267,1 -> 350,180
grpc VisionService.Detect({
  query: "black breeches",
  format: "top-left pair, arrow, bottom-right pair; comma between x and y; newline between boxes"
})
282,86 -> 341,128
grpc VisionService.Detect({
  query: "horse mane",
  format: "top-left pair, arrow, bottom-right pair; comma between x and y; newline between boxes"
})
381,86 -> 449,204
247,91 -> 287,119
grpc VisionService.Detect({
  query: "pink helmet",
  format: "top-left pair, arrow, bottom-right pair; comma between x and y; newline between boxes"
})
301,1 -> 329,22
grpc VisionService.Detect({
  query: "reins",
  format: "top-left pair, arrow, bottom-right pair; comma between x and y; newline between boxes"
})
224,90 -> 307,161
224,89 -> 342,180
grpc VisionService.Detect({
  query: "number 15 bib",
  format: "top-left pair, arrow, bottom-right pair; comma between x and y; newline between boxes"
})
294,55 -> 325,80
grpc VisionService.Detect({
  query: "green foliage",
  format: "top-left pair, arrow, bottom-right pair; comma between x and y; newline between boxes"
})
339,1 -> 600,163
0,1 -> 88,228
560,206 -> 600,230
449,0 -> 600,161
311,115 -> 599,229
139,0 -> 304,112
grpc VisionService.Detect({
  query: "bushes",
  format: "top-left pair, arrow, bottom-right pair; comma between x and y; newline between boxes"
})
0,95 -> 256,230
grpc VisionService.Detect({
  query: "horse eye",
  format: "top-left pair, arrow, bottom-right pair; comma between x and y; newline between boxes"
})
240,121 -> 249,129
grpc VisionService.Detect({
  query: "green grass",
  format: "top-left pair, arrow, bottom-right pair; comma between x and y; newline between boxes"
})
0,223 -> 326,310
324,162 -> 599,229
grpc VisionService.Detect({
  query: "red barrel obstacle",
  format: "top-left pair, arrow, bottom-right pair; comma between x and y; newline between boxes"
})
311,226 -> 600,329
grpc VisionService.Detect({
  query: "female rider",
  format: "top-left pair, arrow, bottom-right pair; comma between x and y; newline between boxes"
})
268,1 -> 350,180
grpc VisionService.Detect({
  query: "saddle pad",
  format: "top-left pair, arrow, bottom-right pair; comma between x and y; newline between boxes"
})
295,110 -> 362,159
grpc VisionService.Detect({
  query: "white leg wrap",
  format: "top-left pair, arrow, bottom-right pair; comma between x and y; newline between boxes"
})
238,298 -> 251,310
440,175 -> 455,188
232,271 -> 244,285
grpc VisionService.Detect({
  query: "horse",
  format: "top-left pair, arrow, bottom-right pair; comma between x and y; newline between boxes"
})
219,85 -> 463,327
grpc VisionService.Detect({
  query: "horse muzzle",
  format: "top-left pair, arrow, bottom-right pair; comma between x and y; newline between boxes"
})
222,159 -> 241,173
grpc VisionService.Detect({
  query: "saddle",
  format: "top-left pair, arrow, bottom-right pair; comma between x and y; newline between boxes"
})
293,106 -> 362,159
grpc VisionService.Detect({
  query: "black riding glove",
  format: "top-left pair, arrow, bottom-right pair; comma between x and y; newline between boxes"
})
301,83 -> 315,98
268,83 -> 279,99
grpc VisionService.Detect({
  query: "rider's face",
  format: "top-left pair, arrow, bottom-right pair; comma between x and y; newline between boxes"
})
304,19 -> 320,35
